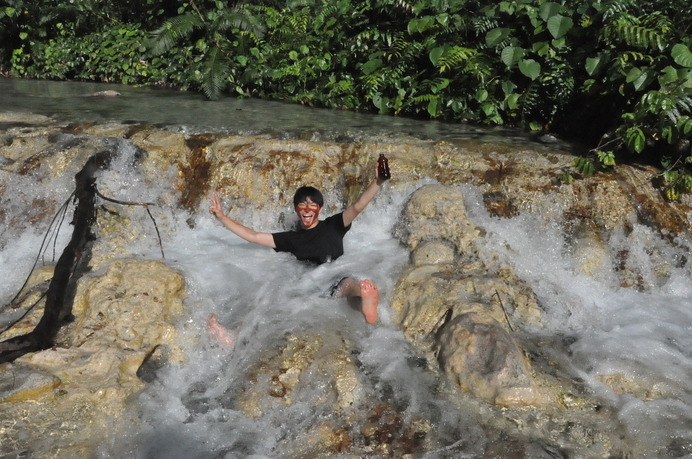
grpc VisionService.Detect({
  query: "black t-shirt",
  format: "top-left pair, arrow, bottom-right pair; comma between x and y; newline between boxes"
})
272,212 -> 351,264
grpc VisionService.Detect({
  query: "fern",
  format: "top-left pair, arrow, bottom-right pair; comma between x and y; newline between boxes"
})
216,9 -> 265,37
374,0 -> 416,15
616,50 -> 655,65
201,46 -> 230,100
600,0 -> 637,21
387,35 -> 421,62
435,46 -> 476,72
604,22 -> 667,51
473,17 -> 499,37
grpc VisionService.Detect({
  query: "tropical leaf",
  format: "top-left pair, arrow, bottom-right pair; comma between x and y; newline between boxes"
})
434,46 -> 476,72
539,2 -> 561,22
547,15 -> 573,39
485,27 -> 510,48
604,22 -> 667,51
519,59 -> 540,80
672,43 -> 692,68
585,54 -> 603,76
501,46 -> 524,68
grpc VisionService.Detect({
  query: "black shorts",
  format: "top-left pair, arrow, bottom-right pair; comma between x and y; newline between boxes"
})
327,276 -> 349,297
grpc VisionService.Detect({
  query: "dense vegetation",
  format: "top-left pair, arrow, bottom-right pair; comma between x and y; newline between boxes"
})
1,0 -> 690,199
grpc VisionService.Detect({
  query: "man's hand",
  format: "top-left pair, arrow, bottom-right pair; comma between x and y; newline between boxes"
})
209,193 -> 225,219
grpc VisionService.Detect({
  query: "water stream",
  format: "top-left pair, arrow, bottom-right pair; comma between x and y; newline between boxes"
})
1,79 -> 691,457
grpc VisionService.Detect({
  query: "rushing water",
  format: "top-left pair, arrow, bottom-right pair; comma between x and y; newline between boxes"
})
1,79 -> 691,457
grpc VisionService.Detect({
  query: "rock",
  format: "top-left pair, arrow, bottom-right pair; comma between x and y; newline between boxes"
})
0,115 -> 689,457
394,184 -> 480,255
0,363 -> 61,402
411,239 -> 456,265
0,258 -> 186,457
437,312 -> 555,407
91,90 -> 121,97
235,332 -> 361,417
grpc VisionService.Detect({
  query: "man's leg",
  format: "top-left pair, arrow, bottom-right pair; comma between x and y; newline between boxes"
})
335,277 -> 379,324
207,314 -> 237,348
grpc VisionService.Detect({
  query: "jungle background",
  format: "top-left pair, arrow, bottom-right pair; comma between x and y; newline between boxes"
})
0,0 -> 690,198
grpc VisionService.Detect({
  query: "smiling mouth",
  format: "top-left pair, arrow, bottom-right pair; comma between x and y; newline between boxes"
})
299,212 -> 317,226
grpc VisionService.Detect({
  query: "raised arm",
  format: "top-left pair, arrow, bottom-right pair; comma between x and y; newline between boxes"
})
209,194 -> 276,248
342,173 -> 387,227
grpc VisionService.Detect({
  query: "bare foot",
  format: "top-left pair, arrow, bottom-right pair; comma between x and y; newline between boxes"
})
359,280 -> 379,324
207,314 -> 236,349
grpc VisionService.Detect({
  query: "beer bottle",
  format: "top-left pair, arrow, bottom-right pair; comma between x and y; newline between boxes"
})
377,154 -> 391,180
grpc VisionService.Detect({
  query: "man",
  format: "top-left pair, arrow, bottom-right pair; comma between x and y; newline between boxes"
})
208,170 -> 386,326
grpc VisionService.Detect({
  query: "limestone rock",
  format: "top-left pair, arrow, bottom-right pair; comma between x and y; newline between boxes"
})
235,332 -> 361,417
411,239 -> 456,265
395,184 -> 480,254
0,258 -> 187,457
437,312 -> 554,407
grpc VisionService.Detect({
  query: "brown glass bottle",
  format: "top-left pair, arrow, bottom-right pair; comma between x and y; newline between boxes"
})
377,154 -> 391,180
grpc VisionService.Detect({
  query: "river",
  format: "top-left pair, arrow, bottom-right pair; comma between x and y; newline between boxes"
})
1,78 -> 690,457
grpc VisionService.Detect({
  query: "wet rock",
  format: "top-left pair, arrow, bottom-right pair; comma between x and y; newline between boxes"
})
0,112 -> 54,126
437,312 -> 554,407
0,258 -> 186,457
566,218 -> 609,277
395,184 -> 480,255
235,332 -> 361,417
0,363 -> 61,402
91,90 -> 121,97
411,239 -> 456,265
0,115 -> 689,457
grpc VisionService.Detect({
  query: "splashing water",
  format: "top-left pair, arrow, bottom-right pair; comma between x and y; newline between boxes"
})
462,185 -> 692,456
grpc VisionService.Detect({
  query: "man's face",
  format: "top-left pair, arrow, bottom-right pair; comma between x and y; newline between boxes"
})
295,198 -> 321,229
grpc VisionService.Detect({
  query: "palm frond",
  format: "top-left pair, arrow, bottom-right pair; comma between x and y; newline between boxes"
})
201,47 -> 230,100
217,9 -> 266,38
149,12 -> 203,55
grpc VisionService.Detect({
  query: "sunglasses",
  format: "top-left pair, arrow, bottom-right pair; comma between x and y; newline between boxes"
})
296,202 -> 321,211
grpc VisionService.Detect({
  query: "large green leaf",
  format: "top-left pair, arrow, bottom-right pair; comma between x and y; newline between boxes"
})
427,99 -> 440,117
429,46 -> 445,66
502,80 -> 517,95
626,67 -> 643,83
658,66 -> 679,86
501,46 -> 524,68
547,15 -> 573,39
539,2 -> 561,22
486,28 -> 510,48
362,58 -> 382,75
626,67 -> 650,91
519,59 -> 541,80
506,93 -> 521,109
585,55 -> 602,76
672,43 -> 692,68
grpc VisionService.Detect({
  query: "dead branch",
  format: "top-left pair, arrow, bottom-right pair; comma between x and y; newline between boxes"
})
0,150 -> 113,363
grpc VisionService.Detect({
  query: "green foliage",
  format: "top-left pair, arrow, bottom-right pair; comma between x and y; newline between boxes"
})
11,24 -> 195,87
147,2 -> 265,99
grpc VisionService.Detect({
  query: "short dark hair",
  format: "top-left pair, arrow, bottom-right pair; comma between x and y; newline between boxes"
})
293,186 -> 324,207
